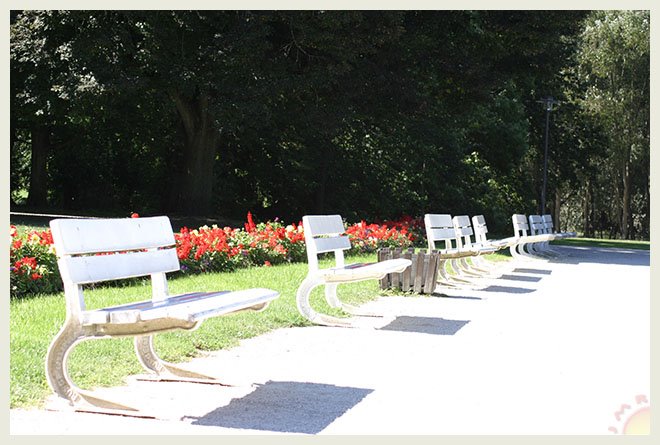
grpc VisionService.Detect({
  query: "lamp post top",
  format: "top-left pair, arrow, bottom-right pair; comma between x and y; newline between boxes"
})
537,96 -> 559,111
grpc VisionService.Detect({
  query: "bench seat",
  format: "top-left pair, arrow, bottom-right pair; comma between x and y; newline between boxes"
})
82,288 -> 278,326
319,259 -> 411,283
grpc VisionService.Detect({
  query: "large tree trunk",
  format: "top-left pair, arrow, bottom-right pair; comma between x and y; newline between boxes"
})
27,124 -> 49,208
170,91 -> 218,216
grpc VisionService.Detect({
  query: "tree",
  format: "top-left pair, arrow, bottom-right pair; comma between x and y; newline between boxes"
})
575,11 -> 650,239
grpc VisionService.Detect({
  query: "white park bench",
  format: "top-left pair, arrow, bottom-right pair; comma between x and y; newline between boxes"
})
542,214 -> 577,239
533,214 -> 577,257
424,214 -> 496,287
510,214 -> 557,260
527,214 -> 557,257
471,214 -> 520,251
452,215 -> 503,278
296,215 -> 411,327
47,216 -> 279,414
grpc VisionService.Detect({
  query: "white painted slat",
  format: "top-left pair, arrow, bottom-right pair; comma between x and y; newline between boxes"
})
303,215 -> 345,236
50,216 -> 175,255
312,236 -> 352,254
424,214 -> 453,228
59,248 -> 180,284
427,227 -> 456,240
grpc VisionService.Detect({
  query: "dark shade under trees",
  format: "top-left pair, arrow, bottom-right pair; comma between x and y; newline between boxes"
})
9,10 -> 650,239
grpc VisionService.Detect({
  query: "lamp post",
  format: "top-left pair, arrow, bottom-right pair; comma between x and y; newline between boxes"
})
537,96 -> 558,214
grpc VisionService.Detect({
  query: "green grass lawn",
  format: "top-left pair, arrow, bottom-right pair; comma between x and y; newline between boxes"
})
552,237 -> 650,250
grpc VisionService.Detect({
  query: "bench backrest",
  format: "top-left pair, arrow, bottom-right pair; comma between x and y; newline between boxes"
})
541,214 -> 555,234
471,215 -> 489,245
452,215 -> 475,249
511,214 -> 530,237
302,215 -> 351,271
50,216 -> 180,312
424,214 -> 458,251
528,215 -> 545,236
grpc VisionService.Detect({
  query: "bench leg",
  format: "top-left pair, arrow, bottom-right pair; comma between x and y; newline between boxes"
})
324,283 -> 379,317
46,320 -> 140,413
436,259 -> 460,287
296,277 -> 354,327
134,335 -> 230,385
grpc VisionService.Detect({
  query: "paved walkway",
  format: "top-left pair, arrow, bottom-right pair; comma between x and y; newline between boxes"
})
9,245 -> 650,435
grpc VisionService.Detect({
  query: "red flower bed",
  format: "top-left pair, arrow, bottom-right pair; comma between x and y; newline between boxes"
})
9,213 -> 420,298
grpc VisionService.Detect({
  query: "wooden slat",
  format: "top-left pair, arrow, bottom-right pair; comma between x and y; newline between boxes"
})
378,249 -> 390,289
303,215 -> 345,236
59,248 -> 180,284
422,252 -> 436,294
401,250 -> 412,291
50,216 -> 175,255
413,249 -> 425,293
391,248 -> 402,290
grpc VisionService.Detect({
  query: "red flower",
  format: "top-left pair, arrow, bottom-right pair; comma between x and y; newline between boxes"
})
131,213 -> 140,218
12,240 -> 22,250
10,225 -> 17,237
22,257 -> 38,270
30,272 -> 42,281
263,261 -> 272,267
245,211 -> 257,233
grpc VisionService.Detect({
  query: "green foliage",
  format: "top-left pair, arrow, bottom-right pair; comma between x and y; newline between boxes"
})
569,11 -> 650,239
9,10 -> 649,239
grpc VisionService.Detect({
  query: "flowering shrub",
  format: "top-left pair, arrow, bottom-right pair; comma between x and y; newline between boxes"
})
9,226 -> 61,298
346,220 -> 415,253
9,213 -> 421,298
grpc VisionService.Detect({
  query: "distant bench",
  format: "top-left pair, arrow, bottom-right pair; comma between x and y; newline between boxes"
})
47,216 -> 279,414
296,215 -> 411,327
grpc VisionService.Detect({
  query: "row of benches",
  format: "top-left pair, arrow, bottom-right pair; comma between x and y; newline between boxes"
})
44,212 -> 573,414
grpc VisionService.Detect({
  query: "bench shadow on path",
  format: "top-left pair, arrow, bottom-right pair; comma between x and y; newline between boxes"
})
378,316 -> 469,335
189,380 -> 373,434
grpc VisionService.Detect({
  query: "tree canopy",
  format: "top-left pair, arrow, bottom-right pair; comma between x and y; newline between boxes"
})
10,10 -> 650,239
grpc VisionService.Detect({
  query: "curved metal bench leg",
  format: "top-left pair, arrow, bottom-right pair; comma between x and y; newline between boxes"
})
458,257 -> 484,277
297,276 -> 353,327
436,259 -> 460,287
325,283 -> 380,317
448,259 -> 474,284
512,242 -> 533,261
46,320 -> 139,412
134,335 -> 229,384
